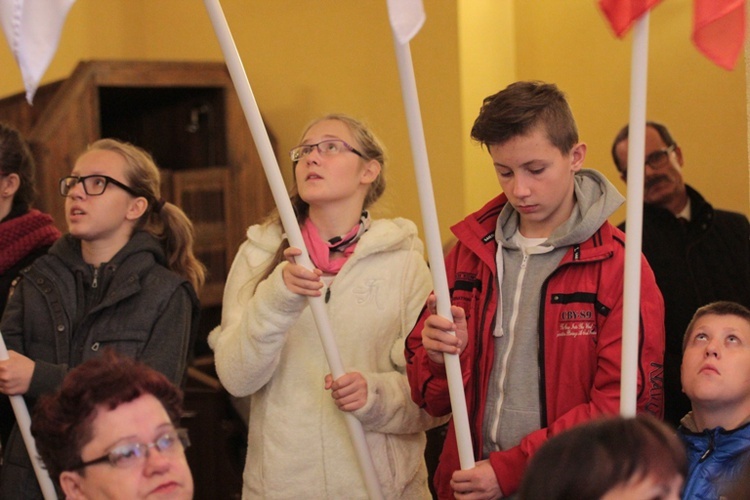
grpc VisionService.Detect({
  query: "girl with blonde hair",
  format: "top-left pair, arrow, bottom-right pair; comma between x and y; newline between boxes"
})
0,138 -> 203,499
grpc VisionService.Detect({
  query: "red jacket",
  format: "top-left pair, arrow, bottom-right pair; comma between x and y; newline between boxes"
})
405,194 -> 665,498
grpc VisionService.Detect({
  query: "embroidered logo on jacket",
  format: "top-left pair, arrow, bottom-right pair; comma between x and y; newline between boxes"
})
353,279 -> 384,309
557,309 -> 597,338
552,293 -> 604,339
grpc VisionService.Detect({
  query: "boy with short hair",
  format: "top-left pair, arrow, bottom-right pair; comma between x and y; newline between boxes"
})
405,81 -> 665,499
679,301 -> 750,499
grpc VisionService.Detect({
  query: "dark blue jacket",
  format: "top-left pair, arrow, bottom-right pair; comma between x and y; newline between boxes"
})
679,417 -> 750,499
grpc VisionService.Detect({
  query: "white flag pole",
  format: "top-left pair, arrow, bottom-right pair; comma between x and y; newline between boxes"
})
621,13 -> 650,417
201,1 -> 383,498
387,6 -> 475,470
0,333 -> 57,499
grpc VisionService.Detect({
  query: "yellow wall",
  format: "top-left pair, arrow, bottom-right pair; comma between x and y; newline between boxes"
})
0,0 -> 464,241
0,1 -> 747,243
514,0 -> 748,222
458,0 -> 516,215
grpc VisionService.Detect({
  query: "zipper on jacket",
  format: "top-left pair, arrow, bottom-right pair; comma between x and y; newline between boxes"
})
91,267 -> 99,289
488,252 -> 529,445
699,433 -> 714,462
473,276 -> 494,459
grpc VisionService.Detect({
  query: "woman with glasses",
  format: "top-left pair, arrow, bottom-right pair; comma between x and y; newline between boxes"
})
31,349 -> 194,499
209,114 -> 443,499
0,122 -> 62,458
0,138 -> 203,499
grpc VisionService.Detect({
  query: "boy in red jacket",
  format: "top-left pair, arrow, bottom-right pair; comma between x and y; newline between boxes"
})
405,81 -> 665,499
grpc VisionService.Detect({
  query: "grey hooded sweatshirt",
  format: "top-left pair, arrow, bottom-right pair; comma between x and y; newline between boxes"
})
481,168 -> 625,454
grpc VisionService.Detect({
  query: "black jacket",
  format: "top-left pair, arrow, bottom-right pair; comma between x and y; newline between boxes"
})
0,231 -> 199,499
619,185 -> 750,425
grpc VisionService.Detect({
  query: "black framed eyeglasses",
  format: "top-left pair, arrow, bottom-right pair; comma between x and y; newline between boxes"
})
644,145 -> 676,170
289,139 -> 364,163
59,175 -> 139,197
70,428 -> 190,471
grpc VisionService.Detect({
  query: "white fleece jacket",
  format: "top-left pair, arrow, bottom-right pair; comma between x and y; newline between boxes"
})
209,217 -> 442,499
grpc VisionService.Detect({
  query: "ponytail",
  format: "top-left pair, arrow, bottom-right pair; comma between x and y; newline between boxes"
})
145,200 -> 206,293
85,139 -> 206,292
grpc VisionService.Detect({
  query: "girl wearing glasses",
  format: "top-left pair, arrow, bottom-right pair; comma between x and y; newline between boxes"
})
210,114 -> 442,499
0,139 -> 203,499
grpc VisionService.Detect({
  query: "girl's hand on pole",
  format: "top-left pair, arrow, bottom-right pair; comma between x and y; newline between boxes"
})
325,372 -> 367,412
0,350 -> 34,395
282,246 -> 324,296
421,293 -> 468,364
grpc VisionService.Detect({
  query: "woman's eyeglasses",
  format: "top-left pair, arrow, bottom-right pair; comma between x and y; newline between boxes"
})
59,175 -> 139,197
289,139 -> 364,163
70,428 -> 190,470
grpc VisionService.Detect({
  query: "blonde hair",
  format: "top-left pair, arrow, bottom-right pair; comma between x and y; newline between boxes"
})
86,139 -> 206,292
255,114 -> 387,288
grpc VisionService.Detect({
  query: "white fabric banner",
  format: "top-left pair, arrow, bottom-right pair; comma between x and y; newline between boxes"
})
387,0 -> 425,44
0,0 -> 76,103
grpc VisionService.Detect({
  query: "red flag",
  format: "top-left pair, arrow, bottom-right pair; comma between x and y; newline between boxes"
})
692,0 -> 745,70
598,0 -> 664,37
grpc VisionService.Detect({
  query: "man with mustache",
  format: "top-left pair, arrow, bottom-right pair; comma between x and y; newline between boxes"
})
612,122 -> 750,427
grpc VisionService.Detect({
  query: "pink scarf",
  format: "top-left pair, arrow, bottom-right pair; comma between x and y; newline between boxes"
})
300,212 -> 370,274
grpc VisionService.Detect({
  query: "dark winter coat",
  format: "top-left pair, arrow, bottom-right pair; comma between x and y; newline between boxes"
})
621,185 -> 750,425
0,231 -> 199,499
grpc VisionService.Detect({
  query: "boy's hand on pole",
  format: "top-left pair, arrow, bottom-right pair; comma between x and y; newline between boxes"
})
422,294 -> 467,364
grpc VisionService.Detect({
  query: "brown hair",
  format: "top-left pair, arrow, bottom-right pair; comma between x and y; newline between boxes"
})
470,81 -> 578,154
84,139 -> 205,292
518,415 -> 687,500
682,301 -> 750,352
0,122 -> 36,208
254,114 -> 387,288
31,350 -> 183,481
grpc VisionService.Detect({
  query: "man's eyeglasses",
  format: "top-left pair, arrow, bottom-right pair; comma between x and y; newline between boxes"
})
70,428 -> 190,471
59,175 -> 139,197
644,145 -> 676,170
289,139 -> 364,163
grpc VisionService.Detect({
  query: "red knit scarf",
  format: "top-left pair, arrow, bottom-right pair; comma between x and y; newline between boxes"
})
0,209 -> 62,274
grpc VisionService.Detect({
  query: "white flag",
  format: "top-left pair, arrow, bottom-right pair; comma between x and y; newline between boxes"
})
0,0 -> 76,104
386,0 -> 425,44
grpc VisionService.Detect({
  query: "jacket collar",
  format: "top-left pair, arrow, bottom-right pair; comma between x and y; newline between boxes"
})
450,193 -> 618,270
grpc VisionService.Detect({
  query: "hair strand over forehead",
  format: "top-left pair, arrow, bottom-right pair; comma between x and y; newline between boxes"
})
470,81 -> 578,154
